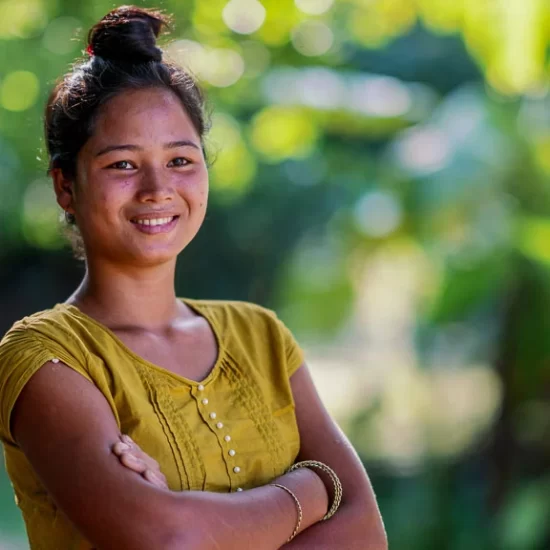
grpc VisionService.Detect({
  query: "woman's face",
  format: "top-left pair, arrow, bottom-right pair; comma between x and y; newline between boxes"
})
63,87 -> 208,267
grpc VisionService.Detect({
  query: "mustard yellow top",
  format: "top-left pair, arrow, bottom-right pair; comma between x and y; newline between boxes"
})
0,299 -> 304,550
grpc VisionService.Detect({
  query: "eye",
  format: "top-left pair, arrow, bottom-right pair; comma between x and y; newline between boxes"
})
168,157 -> 190,167
108,160 -> 135,170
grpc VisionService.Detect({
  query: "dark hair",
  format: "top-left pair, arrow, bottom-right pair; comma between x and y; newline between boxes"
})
45,5 -> 209,259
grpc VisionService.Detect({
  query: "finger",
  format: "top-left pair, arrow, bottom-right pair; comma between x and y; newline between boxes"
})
121,439 -> 159,470
141,454 -> 161,471
120,435 -> 151,464
121,445 -> 155,470
143,468 -> 168,489
119,435 -> 163,477
116,436 -> 146,460
120,452 -> 147,474
112,441 -> 130,456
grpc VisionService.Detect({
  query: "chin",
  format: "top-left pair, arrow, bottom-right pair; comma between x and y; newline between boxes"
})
135,247 -> 182,266
102,228 -> 194,266
114,241 -> 183,267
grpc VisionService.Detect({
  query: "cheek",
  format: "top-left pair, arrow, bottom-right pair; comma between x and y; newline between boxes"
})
93,190 -> 115,214
81,184 -> 128,224
181,169 -> 208,200
97,177 -> 132,201
198,185 -> 208,210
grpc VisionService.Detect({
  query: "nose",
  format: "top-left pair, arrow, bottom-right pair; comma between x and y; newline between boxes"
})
136,166 -> 175,203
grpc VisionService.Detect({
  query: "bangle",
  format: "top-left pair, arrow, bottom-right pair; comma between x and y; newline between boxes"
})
269,483 -> 303,542
288,460 -> 343,521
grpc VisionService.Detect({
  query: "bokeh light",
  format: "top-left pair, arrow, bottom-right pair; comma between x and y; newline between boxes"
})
240,40 -> 271,78
166,41 -> 245,87
0,71 -> 39,112
22,179 -> 62,249
295,0 -> 335,16
42,16 -> 80,54
0,0 -> 47,39
222,0 -> 267,35
250,106 -> 320,161
350,76 -> 413,118
291,20 -> 334,57
208,113 -> 257,195
354,191 -> 402,238
393,126 -> 452,175
203,48 -> 245,87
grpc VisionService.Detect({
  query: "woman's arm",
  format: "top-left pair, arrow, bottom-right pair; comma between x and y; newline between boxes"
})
284,363 -> 388,550
11,360 -> 328,550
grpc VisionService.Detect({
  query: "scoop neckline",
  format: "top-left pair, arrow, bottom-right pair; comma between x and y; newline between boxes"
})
56,298 -> 225,388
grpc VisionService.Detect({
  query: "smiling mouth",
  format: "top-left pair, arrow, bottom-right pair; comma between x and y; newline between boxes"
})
130,215 -> 179,227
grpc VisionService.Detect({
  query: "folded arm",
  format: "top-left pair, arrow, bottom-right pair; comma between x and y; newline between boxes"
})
11,360 -> 328,550
285,363 -> 388,550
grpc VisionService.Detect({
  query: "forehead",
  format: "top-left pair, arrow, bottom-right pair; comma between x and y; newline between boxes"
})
91,87 -> 198,144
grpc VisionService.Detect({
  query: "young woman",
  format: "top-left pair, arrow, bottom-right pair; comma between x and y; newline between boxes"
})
0,6 -> 387,549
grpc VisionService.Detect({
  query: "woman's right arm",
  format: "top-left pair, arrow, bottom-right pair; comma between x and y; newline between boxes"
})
11,360 -> 328,550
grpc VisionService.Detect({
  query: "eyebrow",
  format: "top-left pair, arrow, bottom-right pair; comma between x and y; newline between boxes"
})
95,140 -> 201,157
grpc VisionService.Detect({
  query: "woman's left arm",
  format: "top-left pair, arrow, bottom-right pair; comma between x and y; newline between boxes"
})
286,363 -> 387,550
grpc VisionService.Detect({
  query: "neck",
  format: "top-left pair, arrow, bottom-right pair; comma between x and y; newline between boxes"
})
67,258 -> 185,330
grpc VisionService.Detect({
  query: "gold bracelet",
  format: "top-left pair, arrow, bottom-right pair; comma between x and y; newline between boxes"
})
269,483 -> 303,542
288,460 -> 343,521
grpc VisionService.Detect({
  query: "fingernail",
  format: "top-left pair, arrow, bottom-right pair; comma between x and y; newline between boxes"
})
122,434 -> 133,444
116,443 -> 129,452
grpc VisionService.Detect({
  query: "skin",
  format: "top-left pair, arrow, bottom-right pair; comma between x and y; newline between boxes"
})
12,87 -> 387,549
54,87 -> 209,329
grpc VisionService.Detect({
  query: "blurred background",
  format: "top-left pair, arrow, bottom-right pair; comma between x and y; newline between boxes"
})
1,0 -> 550,548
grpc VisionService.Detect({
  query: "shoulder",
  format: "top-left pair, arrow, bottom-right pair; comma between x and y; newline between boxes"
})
2,304 -> 77,338
0,307 -> 61,353
0,306 -> 94,444
0,304 -> 89,359
182,298 -> 281,331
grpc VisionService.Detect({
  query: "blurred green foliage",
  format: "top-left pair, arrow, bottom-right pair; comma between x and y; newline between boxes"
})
2,1 -> 550,549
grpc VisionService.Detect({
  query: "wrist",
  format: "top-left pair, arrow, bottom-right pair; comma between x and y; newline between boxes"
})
273,468 -> 328,528
288,461 -> 343,521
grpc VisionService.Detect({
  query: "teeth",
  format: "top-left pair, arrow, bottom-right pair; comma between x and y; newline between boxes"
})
135,216 -> 174,226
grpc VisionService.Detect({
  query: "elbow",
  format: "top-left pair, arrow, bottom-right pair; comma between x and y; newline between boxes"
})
361,524 -> 388,550
369,514 -> 388,550
358,523 -> 387,550
368,513 -> 388,550
349,502 -> 388,550
375,533 -> 389,550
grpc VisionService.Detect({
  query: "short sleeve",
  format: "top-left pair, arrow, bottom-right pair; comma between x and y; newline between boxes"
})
270,311 -> 305,377
0,325 -> 93,445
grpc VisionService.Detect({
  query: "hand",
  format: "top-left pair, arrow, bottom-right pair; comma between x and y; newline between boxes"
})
112,434 -> 168,490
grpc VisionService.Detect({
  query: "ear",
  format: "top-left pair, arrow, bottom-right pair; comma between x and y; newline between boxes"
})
51,168 -> 76,214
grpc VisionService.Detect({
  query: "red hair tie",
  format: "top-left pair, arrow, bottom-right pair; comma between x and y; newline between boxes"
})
86,44 -> 94,56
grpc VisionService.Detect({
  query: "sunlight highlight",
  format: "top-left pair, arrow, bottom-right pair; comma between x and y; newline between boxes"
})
294,0 -> 335,16
291,21 -> 334,57
222,0 -> 267,35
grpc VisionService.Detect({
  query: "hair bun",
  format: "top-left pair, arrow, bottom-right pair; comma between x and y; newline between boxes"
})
87,5 -> 171,64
